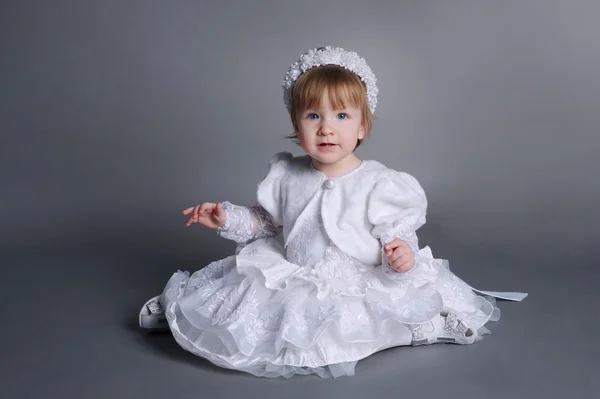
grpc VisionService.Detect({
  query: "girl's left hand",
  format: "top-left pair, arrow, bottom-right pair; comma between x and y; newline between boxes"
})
384,239 -> 415,272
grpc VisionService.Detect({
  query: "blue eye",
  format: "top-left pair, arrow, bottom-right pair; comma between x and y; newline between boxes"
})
337,113 -> 348,120
307,113 -> 319,120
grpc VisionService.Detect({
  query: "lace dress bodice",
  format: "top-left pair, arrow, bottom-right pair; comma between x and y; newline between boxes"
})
285,189 -> 331,267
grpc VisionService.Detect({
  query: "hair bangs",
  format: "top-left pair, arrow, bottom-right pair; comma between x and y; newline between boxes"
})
292,66 -> 365,112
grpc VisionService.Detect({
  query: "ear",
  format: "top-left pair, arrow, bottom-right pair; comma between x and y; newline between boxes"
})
358,123 -> 366,140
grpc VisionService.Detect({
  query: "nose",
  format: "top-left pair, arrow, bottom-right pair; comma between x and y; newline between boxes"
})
318,119 -> 334,136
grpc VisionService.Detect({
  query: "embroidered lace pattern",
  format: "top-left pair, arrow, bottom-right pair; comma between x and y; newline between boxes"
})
217,201 -> 282,243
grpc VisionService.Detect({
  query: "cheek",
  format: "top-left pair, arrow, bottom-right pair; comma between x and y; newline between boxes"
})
296,132 -> 310,146
297,127 -> 312,140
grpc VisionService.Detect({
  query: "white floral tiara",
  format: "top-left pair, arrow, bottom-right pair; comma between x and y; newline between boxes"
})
282,46 -> 379,114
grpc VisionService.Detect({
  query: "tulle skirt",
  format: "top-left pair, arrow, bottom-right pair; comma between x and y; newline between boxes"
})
160,238 -> 499,378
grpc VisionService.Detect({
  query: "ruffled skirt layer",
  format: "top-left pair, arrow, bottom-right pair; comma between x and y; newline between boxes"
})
161,238 -> 500,378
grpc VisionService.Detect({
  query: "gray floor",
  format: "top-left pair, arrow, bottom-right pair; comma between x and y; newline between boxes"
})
3,247 -> 598,399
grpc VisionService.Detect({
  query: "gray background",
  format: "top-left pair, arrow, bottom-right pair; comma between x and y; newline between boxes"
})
1,0 -> 598,398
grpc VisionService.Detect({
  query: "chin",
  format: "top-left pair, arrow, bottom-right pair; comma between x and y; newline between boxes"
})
314,154 -> 344,164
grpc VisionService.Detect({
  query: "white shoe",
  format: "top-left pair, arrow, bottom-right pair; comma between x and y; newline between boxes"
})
409,308 -> 477,346
139,296 -> 169,331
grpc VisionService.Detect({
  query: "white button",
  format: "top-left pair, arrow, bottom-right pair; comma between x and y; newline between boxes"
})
324,180 -> 335,189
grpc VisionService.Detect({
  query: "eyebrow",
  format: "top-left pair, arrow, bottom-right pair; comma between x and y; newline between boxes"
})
303,106 -> 354,112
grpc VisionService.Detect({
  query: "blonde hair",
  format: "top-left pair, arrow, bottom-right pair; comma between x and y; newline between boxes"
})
288,65 -> 374,149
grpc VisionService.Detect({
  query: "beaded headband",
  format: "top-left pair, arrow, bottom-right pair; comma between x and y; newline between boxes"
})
282,46 -> 379,114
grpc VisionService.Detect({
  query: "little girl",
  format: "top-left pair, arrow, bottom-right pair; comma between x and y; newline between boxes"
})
138,46 -> 527,378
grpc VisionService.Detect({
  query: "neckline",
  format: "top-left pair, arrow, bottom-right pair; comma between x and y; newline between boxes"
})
309,158 -> 367,180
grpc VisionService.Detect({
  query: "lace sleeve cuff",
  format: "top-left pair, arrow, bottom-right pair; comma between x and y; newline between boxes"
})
217,201 -> 281,243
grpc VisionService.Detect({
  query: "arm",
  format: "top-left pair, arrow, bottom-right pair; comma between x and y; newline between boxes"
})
217,201 -> 282,244
367,170 -> 427,281
182,201 -> 281,244
183,153 -> 291,244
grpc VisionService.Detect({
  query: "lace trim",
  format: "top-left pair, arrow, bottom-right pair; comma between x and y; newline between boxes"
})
217,201 -> 282,243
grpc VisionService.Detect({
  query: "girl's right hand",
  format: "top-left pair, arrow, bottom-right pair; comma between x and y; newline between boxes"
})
182,202 -> 227,229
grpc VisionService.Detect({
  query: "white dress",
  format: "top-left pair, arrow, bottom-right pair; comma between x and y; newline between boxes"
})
159,153 -> 526,378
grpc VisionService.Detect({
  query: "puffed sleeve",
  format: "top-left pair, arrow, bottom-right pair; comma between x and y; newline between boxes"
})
367,169 -> 428,279
256,151 -> 293,226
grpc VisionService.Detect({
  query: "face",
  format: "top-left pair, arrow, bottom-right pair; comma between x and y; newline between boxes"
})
296,91 -> 366,173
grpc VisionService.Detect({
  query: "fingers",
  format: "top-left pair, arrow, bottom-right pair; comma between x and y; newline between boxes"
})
388,249 -> 411,265
183,203 -> 216,214
199,203 -> 215,213
384,239 -> 408,256
389,256 -> 414,272
392,264 -> 413,273
383,238 -> 400,251
185,211 -> 197,226
183,202 -> 225,229
386,244 -> 415,272
183,203 -> 217,226
185,205 -> 202,226
384,240 -> 397,257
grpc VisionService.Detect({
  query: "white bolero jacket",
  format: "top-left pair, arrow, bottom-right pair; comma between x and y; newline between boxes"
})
253,152 -> 427,266
218,152 -> 529,300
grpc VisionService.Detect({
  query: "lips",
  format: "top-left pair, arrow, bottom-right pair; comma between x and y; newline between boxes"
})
318,143 -> 337,147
